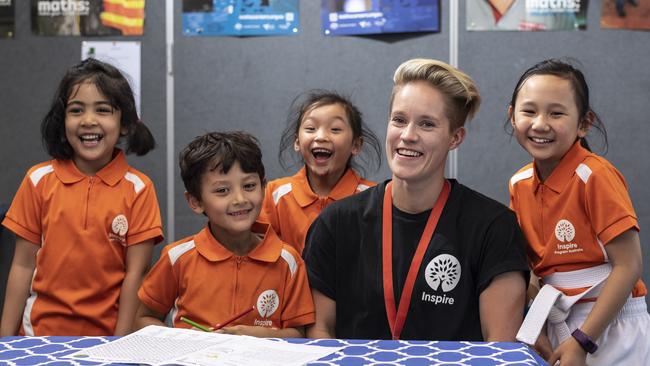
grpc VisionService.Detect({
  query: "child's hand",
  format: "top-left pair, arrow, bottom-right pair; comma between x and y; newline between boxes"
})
533,332 -> 553,360
547,337 -> 587,366
216,325 -> 284,338
216,325 -> 274,337
192,326 -> 214,332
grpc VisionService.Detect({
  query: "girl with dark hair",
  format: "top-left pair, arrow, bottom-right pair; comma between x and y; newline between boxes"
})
509,59 -> 649,365
259,90 -> 381,253
1,58 -> 163,336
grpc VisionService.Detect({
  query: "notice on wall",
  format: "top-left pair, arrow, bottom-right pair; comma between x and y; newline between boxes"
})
32,0 -> 145,36
82,41 -> 142,114
601,0 -> 650,30
0,0 -> 14,38
467,0 -> 588,31
182,0 -> 299,36
321,0 -> 440,36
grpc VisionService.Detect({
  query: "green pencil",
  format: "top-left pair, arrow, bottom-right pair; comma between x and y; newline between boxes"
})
180,316 -> 212,332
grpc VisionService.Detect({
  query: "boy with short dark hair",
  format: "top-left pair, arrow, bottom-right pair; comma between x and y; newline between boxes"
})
134,131 -> 314,337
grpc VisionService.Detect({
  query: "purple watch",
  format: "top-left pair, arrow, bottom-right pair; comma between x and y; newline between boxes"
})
571,328 -> 598,354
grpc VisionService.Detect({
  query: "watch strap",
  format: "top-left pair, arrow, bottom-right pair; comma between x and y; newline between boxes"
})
571,328 -> 598,354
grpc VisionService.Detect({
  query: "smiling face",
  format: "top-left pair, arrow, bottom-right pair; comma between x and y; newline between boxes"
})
187,161 -> 264,250
386,81 -> 465,186
294,103 -> 361,184
65,81 -> 125,175
510,74 -> 589,180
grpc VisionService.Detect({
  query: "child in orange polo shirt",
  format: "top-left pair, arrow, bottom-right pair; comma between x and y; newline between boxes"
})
1,58 -> 163,336
508,59 -> 650,365
260,91 -> 382,253
135,132 -> 314,337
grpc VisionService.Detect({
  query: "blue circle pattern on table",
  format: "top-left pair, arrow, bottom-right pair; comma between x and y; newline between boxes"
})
0,337 -> 546,365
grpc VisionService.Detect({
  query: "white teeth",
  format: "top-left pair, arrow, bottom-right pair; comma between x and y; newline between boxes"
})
80,134 -> 102,141
530,137 -> 552,144
312,148 -> 332,154
396,148 -> 422,157
229,209 -> 250,216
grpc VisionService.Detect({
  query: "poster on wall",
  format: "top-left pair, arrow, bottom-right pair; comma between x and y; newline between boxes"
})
601,0 -> 650,30
0,0 -> 14,38
467,0 -> 588,31
321,0 -> 440,36
81,41 -> 142,114
182,0 -> 299,36
32,0 -> 145,36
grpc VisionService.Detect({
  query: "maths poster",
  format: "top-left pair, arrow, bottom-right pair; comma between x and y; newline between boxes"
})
0,0 -> 14,38
31,0 -> 145,36
467,0 -> 588,31
182,0 -> 299,36
321,0 -> 439,36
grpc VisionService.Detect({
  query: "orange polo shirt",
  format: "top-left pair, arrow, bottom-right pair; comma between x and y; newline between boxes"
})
138,223 -> 315,330
2,150 -> 164,335
509,141 -> 646,297
259,167 -> 374,253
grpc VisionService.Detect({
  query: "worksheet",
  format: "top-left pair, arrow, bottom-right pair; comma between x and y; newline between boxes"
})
65,325 -> 340,366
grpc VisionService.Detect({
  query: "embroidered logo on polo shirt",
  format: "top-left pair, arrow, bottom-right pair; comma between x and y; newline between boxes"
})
254,290 -> 279,327
554,219 -> 584,255
109,214 -> 128,246
421,254 -> 460,306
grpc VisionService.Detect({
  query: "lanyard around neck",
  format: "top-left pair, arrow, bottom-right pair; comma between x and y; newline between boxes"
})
382,180 -> 451,340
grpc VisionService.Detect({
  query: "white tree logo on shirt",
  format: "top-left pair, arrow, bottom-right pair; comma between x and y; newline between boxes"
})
425,254 -> 461,292
112,214 -> 129,236
555,219 -> 575,242
256,290 -> 279,318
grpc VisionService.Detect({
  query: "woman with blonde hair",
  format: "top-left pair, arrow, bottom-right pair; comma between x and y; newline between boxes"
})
304,58 -> 529,341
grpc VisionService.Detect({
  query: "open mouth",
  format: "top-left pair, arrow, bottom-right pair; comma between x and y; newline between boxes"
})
529,137 -> 553,144
79,133 -> 104,144
396,148 -> 423,157
312,148 -> 333,162
228,209 -> 252,217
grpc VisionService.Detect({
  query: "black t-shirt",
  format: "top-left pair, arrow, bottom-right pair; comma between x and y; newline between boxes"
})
304,180 -> 529,341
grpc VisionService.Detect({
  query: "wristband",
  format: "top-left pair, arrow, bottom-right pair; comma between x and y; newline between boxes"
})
571,328 -> 598,354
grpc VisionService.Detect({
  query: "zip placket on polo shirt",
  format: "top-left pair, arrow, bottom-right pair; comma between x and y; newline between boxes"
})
232,255 -> 246,315
84,177 -> 95,230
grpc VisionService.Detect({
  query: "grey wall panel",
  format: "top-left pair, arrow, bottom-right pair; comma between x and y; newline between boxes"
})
173,0 -> 450,238
458,0 -> 650,300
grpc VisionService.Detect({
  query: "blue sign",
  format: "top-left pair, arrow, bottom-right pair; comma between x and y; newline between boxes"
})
321,0 -> 439,36
183,0 -> 299,36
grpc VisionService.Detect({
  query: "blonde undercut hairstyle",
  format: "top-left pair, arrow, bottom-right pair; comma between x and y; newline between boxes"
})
391,58 -> 481,131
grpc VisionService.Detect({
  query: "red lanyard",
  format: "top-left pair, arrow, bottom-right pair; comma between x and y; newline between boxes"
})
382,180 -> 450,340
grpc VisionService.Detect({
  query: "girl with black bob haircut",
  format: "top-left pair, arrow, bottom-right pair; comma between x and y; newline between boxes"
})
41,57 -> 155,159
1,58 -> 163,337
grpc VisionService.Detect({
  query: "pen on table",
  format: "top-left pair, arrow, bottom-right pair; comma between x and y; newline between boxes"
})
180,316 -> 213,332
213,306 -> 256,331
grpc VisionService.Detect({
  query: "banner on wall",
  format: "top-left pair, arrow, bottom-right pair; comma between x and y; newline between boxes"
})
182,0 -> 299,36
31,0 -> 145,36
467,0 -> 588,31
601,0 -> 650,30
0,0 -> 14,38
321,0 -> 439,36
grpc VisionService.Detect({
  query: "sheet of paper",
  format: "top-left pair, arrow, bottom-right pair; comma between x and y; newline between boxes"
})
81,41 -> 142,114
65,325 -> 341,366
172,337 -> 340,366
